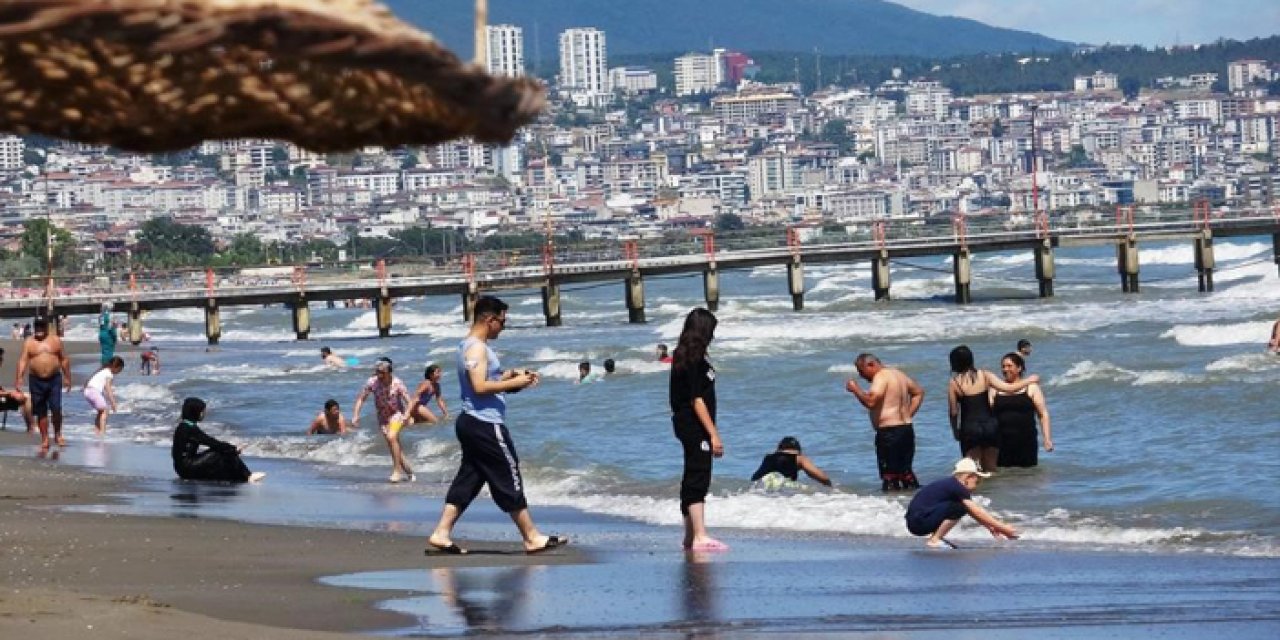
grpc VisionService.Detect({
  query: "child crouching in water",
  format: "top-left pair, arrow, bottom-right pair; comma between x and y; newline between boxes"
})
84,356 -> 124,436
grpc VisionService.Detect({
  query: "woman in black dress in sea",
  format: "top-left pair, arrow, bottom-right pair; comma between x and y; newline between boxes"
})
990,353 -> 1053,468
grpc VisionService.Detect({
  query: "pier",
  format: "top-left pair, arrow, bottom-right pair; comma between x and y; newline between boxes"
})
2,207 -> 1277,343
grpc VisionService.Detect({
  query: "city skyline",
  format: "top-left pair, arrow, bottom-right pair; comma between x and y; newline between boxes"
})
894,0 -> 1280,47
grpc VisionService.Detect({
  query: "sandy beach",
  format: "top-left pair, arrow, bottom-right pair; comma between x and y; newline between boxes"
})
0,430 -> 589,639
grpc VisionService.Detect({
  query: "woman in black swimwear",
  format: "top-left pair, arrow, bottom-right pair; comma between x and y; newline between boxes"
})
947,346 -> 1038,473
990,353 -> 1053,468
172,397 -> 263,483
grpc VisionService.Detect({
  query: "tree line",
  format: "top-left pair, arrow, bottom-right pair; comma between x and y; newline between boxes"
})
613,35 -> 1280,97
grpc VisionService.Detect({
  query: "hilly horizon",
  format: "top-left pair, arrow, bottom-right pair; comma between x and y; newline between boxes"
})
386,0 -> 1071,60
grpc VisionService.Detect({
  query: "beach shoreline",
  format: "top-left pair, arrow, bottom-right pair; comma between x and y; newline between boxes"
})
0,430 -> 589,639
2,430 -> 1278,639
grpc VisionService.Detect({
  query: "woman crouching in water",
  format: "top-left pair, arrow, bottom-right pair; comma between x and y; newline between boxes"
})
172,397 -> 265,483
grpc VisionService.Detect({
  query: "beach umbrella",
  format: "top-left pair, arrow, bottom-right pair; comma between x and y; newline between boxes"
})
0,0 -> 544,152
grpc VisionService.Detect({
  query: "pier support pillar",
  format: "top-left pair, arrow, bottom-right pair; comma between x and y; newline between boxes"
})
291,296 -> 311,340
128,302 -> 143,345
1034,240 -> 1055,298
872,251 -> 891,301
541,281 -> 562,327
375,294 -> 392,338
703,267 -> 720,312
625,273 -> 646,324
787,258 -> 805,311
953,249 -> 972,304
1194,230 -> 1215,293
1272,232 -> 1279,276
462,282 -> 478,324
203,299 -> 220,346
1117,237 -> 1140,293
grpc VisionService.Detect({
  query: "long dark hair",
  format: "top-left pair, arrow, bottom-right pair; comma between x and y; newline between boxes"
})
948,345 -> 975,374
673,308 -> 717,372
180,397 -> 206,423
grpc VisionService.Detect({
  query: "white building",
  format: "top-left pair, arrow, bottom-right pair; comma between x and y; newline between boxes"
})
675,53 -> 719,96
0,135 -> 24,171
1074,71 -> 1120,92
609,67 -> 658,94
559,28 -> 610,106
1228,59 -> 1272,93
485,24 -> 524,78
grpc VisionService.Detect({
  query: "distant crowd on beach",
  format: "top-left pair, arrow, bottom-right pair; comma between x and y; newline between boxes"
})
9,296 -> 1279,554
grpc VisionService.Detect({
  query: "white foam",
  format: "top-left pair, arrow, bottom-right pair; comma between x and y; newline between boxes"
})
1205,353 -> 1280,373
1050,360 -> 1205,387
1140,241 -> 1269,266
525,481 -> 1252,553
1162,321 -> 1274,347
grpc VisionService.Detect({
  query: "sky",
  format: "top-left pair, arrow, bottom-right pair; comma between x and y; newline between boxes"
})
893,0 -> 1280,46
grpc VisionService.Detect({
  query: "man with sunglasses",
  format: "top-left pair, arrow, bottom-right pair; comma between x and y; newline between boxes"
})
427,296 -> 567,555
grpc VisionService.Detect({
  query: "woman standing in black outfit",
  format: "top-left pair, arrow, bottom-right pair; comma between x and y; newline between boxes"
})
670,308 -> 726,551
172,397 -> 264,483
991,353 -> 1054,468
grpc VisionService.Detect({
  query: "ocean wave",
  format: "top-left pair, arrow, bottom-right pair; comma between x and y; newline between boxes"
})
1140,241 -> 1269,266
1050,360 -> 1207,387
525,482 -> 1270,555
1205,353 -> 1280,373
1161,321 -> 1274,347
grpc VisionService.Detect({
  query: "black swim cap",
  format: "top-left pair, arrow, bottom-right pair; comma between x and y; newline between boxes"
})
777,436 -> 801,452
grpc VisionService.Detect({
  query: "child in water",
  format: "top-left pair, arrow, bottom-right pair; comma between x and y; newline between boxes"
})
83,356 -> 124,436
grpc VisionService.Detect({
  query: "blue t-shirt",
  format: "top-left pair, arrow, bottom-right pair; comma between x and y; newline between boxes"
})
905,476 -> 971,521
458,337 -> 506,424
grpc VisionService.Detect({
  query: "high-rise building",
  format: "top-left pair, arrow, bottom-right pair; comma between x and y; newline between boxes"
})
675,53 -> 720,97
1228,60 -> 1272,93
559,28 -> 609,106
0,135 -> 25,171
485,24 -> 524,78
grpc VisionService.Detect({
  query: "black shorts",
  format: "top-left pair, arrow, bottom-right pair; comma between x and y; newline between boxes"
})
673,411 -> 713,515
907,501 -> 968,536
445,412 -> 528,514
874,424 -> 919,491
28,374 -> 62,418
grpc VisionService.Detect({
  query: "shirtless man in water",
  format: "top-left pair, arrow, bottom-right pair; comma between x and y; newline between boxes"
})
1269,317 -> 1279,353
16,317 -> 72,450
847,353 -> 925,491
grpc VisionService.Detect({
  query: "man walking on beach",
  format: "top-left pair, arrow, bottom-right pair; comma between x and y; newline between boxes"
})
427,296 -> 566,555
16,317 -> 72,450
847,353 -> 923,491
905,458 -> 1020,548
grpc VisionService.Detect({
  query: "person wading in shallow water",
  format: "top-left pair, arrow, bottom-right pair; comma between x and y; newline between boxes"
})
426,296 -> 566,556
846,353 -> 923,491
17,317 -> 71,450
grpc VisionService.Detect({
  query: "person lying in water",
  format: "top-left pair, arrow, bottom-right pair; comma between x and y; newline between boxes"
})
750,436 -> 832,488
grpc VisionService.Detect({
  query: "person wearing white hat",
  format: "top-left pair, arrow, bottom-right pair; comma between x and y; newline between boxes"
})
904,458 -> 1020,549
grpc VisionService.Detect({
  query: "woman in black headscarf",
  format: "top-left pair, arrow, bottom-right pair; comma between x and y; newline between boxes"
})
172,397 -> 263,483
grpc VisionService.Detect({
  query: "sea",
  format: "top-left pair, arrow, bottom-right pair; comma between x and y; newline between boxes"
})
41,234 -> 1280,560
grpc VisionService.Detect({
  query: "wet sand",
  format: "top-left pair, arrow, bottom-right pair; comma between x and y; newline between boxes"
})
0,430 -> 589,639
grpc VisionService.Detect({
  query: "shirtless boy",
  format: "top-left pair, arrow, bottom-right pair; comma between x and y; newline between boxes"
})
17,317 -> 72,449
846,353 -> 924,491
308,399 -> 350,435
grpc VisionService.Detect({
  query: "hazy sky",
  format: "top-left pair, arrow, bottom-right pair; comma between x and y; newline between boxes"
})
893,0 -> 1280,46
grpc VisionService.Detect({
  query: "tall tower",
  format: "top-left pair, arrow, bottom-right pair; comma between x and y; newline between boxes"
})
559,27 -> 609,106
485,24 -> 525,77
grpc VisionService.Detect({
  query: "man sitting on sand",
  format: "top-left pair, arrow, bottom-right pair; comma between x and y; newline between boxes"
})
905,458 -> 1020,549
0,348 -> 33,432
308,399 -> 350,435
